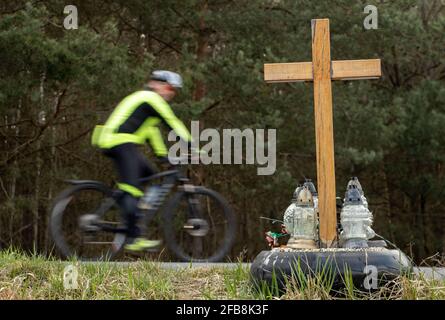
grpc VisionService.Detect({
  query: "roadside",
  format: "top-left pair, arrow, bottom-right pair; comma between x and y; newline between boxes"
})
0,250 -> 444,300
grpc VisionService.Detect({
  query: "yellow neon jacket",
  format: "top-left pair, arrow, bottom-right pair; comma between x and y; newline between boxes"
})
91,90 -> 191,156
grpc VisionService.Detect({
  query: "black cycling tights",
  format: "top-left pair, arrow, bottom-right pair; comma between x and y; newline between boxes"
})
103,143 -> 158,239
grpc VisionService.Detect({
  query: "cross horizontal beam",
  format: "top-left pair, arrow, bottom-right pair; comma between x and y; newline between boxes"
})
264,59 -> 381,83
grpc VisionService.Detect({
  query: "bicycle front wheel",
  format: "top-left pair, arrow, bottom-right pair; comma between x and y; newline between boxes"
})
162,187 -> 237,262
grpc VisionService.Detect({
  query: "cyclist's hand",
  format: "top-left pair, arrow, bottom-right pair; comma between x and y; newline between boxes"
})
157,156 -> 172,168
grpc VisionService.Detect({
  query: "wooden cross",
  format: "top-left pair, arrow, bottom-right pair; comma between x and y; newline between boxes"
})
264,19 -> 381,248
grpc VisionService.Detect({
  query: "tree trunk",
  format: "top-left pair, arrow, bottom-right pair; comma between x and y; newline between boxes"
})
34,141 -> 42,249
420,193 -> 428,258
192,0 -> 210,185
44,94 -> 57,252
10,99 -> 22,245
34,71 -> 46,249
381,164 -> 395,242
193,0 -> 209,103
412,195 -> 425,261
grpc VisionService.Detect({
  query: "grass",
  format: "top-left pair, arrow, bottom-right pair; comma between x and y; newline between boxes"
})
0,249 -> 444,300
0,248 -> 254,300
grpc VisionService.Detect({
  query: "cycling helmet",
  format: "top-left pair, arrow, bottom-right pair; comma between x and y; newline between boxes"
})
150,70 -> 183,88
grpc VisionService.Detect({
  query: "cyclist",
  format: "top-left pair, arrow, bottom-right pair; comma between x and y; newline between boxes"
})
92,70 -> 192,252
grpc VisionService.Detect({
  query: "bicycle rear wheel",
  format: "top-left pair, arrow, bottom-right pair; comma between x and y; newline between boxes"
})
162,187 -> 237,262
50,183 -> 126,261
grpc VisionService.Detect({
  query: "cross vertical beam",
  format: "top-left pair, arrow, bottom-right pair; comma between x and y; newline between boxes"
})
311,19 -> 337,247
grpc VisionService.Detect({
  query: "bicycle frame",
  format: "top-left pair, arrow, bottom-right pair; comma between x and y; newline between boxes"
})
71,162 -> 195,235
137,165 -> 190,216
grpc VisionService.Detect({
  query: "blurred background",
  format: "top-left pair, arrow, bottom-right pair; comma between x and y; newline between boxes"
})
0,0 -> 444,263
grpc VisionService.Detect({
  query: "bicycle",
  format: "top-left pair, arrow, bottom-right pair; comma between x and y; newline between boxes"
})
50,156 -> 237,262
